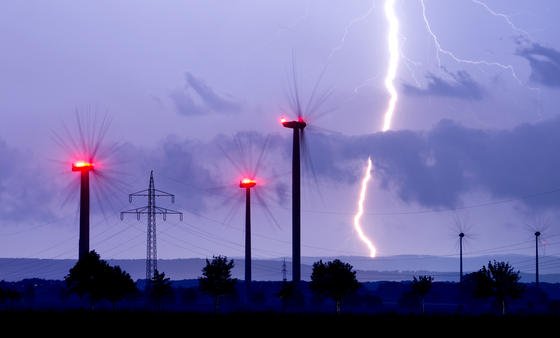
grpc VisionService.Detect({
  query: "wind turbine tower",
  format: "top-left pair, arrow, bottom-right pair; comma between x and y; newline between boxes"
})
535,231 -> 541,286
459,232 -> 464,284
72,160 -> 94,261
240,177 -> 256,287
281,117 -> 307,282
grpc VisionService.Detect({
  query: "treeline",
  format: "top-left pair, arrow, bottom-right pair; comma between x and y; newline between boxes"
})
0,252 -> 558,315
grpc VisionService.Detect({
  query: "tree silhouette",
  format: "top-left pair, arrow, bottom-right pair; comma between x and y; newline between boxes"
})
488,261 -> 524,315
466,260 -> 524,315
411,275 -> 434,313
277,281 -> 304,311
104,265 -> 137,306
0,285 -> 22,307
199,255 -> 237,312
65,250 -> 136,307
310,259 -> 359,313
149,269 -> 174,309
464,267 -> 493,299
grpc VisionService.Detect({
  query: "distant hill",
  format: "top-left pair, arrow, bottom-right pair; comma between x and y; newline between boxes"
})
1,255 -> 559,282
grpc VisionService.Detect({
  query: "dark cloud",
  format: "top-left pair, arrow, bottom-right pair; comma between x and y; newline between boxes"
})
403,71 -> 484,100
171,72 -> 242,116
0,139 -> 57,222
208,119 -> 560,210
4,116 -> 560,223
169,90 -> 208,116
117,131 -> 290,215
184,73 -> 242,112
0,131 -> 290,223
115,139 -> 220,213
71,115 -> 560,214
516,43 -> 560,87
329,117 -> 560,209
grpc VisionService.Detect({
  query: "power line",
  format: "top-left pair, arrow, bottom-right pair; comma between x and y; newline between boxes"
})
289,186 -> 560,216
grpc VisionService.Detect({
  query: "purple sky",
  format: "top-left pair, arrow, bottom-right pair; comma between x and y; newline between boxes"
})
1,1 -> 560,270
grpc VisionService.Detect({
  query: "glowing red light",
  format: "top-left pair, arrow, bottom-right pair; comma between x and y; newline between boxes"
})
280,117 -> 287,124
240,178 -> 256,188
72,160 -> 94,171
298,116 -> 305,123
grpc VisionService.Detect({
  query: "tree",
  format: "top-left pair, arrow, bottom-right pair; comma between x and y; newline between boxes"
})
467,261 -> 524,315
488,261 -> 524,315
310,259 -> 359,313
411,275 -> 434,313
199,255 -> 237,312
65,250 -> 136,307
277,281 -> 304,311
104,265 -> 137,306
0,285 -> 22,307
149,269 -> 174,308
464,268 -> 493,299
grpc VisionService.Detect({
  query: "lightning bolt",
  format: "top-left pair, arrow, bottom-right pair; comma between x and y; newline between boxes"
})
471,0 -> 532,39
327,1 -> 376,61
382,0 -> 400,132
353,157 -> 376,257
352,0 -> 400,258
352,0 -> 538,257
420,0 -> 527,86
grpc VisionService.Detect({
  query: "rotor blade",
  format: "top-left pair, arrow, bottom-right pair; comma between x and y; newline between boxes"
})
259,182 -> 289,207
307,87 -> 336,121
305,124 -> 340,136
254,190 -> 282,230
304,61 -> 330,117
214,189 -> 241,212
75,111 -> 90,157
60,179 -> 79,209
91,181 -> 112,223
253,135 -> 270,178
223,198 -> 243,228
290,52 -> 303,118
61,121 -> 82,156
217,142 -> 245,175
51,129 -> 73,156
233,133 -> 251,174
91,114 -> 112,160
300,129 -> 325,204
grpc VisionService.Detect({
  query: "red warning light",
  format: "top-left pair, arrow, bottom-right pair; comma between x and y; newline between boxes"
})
239,178 -> 256,188
281,117 -> 307,129
72,160 -> 94,172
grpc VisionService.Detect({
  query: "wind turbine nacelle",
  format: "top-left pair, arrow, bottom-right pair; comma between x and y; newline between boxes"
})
281,119 -> 307,129
72,161 -> 94,172
240,178 -> 256,189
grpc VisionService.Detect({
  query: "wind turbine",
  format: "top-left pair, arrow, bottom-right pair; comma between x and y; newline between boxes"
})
217,133 -> 280,288
53,111 -> 124,261
281,60 -> 333,282
526,216 -> 548,287
452,214 -> 473,284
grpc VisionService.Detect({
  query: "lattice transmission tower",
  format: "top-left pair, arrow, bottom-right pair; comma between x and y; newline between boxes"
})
121,171 -> 183,281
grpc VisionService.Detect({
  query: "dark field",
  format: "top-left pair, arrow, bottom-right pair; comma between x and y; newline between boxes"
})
0,311 -> 558,334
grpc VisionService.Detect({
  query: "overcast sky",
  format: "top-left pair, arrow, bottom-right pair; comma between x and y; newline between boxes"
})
1,1 -> 560,276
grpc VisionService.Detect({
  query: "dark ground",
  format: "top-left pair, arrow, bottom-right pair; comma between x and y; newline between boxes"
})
0,311 -> 558,334
2,279 -> 560,313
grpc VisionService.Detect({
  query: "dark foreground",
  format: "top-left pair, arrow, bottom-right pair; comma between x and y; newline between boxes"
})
1,311 -> 558,334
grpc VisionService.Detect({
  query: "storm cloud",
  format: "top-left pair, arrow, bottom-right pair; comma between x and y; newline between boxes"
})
171,72 -> 242,116
4,116 -> 560,223
517,43 -> 560,88
322,117 -> 560,209
403,71 -> 484,100
0,139 -> 58,222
